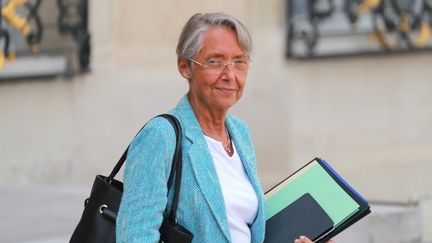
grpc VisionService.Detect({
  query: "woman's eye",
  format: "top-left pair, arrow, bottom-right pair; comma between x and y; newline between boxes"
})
234,59 -> 247,65
206,60 -> 222,66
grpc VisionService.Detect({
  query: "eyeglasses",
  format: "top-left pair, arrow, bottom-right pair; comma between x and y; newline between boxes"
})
187,57 -> 252,75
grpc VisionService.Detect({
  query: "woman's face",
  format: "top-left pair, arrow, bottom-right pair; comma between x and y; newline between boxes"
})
180,26 -> 248,113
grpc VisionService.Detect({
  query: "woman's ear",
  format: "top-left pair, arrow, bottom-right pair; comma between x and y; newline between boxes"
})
178,58 -> 192,80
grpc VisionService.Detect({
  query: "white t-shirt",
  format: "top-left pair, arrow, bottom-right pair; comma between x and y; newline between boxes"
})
204,135 -> 259,243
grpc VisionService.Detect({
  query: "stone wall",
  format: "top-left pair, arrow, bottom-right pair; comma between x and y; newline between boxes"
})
1,0 -> 431,213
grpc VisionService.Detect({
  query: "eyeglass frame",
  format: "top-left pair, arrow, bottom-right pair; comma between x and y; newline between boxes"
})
186,57 -> 253,74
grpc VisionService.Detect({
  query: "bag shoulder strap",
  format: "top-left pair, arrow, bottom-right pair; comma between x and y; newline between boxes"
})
160,114 -> 183,222
107,114 -> 179,180
107,114 -> 183,221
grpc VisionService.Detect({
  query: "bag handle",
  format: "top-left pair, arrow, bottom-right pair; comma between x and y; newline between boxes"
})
107,114 -> 183,222
159,114 -> 183,222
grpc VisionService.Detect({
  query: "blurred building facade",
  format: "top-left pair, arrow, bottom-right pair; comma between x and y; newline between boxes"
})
1,1 -> 432,236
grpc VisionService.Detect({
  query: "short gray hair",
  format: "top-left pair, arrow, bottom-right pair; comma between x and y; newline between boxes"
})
176,13 -> 253,59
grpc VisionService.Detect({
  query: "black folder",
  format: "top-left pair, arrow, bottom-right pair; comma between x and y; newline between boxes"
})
265,193 -> 334,243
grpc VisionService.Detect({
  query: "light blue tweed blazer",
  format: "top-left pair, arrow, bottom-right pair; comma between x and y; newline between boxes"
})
116,95 -> 265,243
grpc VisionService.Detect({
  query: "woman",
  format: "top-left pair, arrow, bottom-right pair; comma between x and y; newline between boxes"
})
116,13 -> 333,243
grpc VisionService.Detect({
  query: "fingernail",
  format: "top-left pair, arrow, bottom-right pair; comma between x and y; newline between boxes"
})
294,240 -> 301,243
300,235 -> 306,240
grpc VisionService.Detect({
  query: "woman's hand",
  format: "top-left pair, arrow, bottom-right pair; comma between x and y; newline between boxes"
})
294,235 -> 335,243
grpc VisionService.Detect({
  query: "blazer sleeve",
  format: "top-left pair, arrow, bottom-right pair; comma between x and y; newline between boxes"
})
116,117 -> 177,243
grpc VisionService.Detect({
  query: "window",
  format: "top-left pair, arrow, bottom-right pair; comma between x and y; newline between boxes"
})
286,0 -> 432,59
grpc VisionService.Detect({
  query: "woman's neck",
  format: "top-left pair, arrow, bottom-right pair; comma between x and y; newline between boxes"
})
188,93 -> 227,141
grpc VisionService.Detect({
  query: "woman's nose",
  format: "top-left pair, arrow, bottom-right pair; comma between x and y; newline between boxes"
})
221,63 -> 236,80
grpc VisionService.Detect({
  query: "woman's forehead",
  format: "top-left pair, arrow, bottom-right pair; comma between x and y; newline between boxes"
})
197,27 -> 245,58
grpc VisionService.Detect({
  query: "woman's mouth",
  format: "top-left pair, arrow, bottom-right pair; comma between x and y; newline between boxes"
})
215,87 -> 237,93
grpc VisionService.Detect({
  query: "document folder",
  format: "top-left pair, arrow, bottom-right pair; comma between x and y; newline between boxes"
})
264,158 -> 371,243
265,193 -> 334,242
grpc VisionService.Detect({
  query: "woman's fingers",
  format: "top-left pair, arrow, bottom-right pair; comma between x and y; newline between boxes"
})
294,236 -> 313,243
294,236 -> 335,243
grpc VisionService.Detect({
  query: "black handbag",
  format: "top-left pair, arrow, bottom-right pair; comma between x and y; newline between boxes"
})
70,114 -> 193,243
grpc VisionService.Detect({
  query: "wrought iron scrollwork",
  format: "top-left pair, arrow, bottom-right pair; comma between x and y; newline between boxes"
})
287,0 -> 432,58
57,0 -> 90,71
0,1 -> 14,69
0,29 -> 11,68
25,0 -> 43,51
0,0 -> 90,75
288,0 -> 336,56
1,0 -> 42,51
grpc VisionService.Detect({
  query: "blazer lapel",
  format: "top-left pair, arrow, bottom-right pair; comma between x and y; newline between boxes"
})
172,96 -> 231,241
187,141 -> 231,240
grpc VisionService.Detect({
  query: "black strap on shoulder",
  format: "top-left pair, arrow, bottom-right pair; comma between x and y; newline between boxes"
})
158,114 -> 183,222
107,113 -> 183,222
